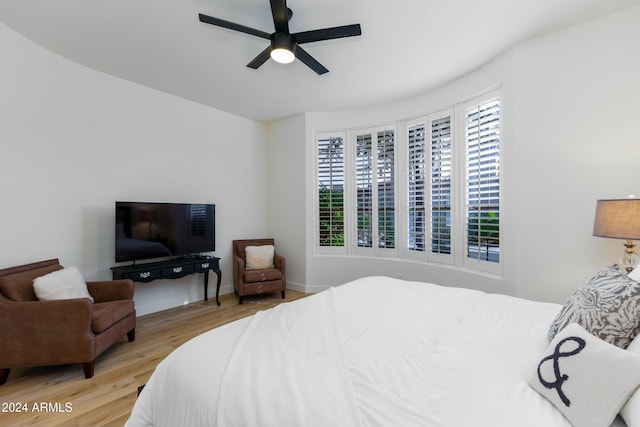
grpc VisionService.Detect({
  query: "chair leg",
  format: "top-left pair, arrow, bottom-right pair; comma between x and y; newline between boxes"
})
0,368 -> 9,385
127,329 -> 136,342
82,362 -> 94,379
238,296 -> 243,304
281,290 -> 286,299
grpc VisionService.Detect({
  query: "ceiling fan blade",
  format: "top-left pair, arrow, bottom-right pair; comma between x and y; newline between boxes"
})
199,13 -> 271,40
270,0 -> 289,33
295,46 -> 329,75
247,47 -> 272,69
294,24 -> 362,44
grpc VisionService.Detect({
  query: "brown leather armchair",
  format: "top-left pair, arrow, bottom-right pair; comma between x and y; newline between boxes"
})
0,259 -> 136,384
232,239 -> 286,304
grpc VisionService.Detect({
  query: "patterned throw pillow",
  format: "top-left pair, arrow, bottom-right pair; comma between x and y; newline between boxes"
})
548,264 -> 640,349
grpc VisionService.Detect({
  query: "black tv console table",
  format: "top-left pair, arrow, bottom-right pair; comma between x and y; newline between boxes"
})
111,256 -> 222,306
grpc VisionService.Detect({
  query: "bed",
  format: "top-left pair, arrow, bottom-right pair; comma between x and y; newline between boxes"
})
125,275 -> 640,427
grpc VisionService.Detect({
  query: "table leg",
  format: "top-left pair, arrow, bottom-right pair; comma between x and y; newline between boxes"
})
204,268 -> 222,306
214,268 -> 221,306
204,271 -> 209,301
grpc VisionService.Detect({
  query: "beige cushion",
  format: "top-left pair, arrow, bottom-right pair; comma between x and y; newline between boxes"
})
245,245 -> 275,270
33,266 -> 94,302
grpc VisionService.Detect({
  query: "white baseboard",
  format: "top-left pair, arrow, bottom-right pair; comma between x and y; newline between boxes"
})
286,281 -> 329,294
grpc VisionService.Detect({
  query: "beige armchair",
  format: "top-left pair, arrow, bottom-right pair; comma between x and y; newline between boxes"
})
232,239 -> 286,304
0,259 -> 136,384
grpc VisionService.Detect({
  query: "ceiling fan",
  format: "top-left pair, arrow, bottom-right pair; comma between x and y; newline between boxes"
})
198,0 -> 362,75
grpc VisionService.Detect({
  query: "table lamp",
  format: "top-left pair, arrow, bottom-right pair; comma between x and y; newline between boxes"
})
593,198 -> 640,273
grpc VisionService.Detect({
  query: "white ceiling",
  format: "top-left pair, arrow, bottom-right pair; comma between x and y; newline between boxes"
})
1,0 -> 639,122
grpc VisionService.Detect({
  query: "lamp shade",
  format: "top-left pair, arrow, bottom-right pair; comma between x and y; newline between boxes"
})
593,199 -> 640,240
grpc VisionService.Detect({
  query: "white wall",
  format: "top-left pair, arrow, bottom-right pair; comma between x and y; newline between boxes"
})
268,6 -> 640,303
510,6 -> 640,302
266,115 -> 307,291
0,21 -> 268,315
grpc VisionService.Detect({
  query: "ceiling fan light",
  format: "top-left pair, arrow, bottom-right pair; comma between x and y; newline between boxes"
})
271,47 -> 295,64
270,32 -> 296,64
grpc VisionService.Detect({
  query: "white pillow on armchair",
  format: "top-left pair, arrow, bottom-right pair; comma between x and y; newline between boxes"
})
33,266 -> 94,302
245,245 -> 275,270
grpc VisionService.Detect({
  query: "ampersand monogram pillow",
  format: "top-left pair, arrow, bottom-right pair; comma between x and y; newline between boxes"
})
529,323 -> 640,427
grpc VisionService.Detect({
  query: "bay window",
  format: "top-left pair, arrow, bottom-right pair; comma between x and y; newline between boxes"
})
315,90 -> 501,275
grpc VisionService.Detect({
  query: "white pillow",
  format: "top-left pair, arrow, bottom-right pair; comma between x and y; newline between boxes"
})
629,265 -> 640,282
245,245 -> 275,270
622,337 -> 640,427
33,266 -> 94,302
529,323 -> 640,427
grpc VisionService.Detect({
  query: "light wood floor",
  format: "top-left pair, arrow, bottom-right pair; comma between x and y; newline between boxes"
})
0,289 -> 308,427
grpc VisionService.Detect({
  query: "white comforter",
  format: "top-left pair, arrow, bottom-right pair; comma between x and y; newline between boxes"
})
126,276 -> 627,427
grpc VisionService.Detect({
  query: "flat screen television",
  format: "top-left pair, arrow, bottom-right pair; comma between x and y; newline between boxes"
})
115,201 -> 215,263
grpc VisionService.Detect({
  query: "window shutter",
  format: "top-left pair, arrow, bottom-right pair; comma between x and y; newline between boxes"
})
356,133 -> 373,248
431,116 -> 452,255
317,134 -> 345,247
407,122 -> 427,252
377,129 -> 395,249
465,97 -> 501,263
